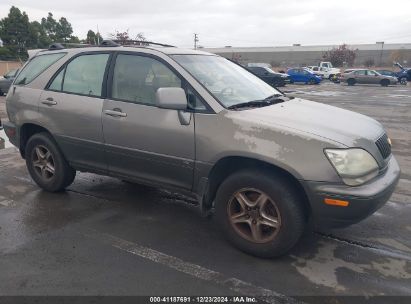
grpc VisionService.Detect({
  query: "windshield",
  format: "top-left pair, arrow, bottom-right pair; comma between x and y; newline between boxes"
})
172,55 -> 281,108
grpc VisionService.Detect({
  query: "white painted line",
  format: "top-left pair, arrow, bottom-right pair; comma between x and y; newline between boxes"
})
83,229 -> 303,304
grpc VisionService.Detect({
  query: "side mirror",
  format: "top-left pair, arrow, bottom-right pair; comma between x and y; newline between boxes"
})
155,87 -> 187,110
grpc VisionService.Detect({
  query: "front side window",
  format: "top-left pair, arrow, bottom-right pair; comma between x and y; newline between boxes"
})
111,54 -> 181,105
14,52 -> 66,85
355,70 -> 367,76
49,69 -> 64,91
5,69 -> 18,78
62,54 -> 109,97
172,55 -> 280,108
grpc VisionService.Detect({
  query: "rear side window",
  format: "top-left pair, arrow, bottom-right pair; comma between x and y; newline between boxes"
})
49,53 -> 109,97
14,53 -> 66,85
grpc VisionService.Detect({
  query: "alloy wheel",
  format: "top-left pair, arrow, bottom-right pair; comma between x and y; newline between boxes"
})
227,188 -> 281,243
32,145 -> 55,181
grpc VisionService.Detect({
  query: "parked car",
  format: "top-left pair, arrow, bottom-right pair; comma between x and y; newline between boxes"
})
247,62 -> 271,68
4,42 -> 400,257
247,66 -> 290,87
375,69 -> 396,77
287,68 -> 322,84
307,64 -> 341,80
340,69 -> 398,86
0,68 -> 19,95
394,62 -> 411,85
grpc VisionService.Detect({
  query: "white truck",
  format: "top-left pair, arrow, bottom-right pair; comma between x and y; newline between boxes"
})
308,62 -> 340,80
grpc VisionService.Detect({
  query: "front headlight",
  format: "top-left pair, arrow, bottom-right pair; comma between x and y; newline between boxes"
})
324,148 -> 379,186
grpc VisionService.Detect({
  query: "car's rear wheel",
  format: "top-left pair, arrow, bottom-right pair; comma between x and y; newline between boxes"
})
215,170 -> 305,258
380,79 -> 389,87
399,77 -> 407,85
347,78 -> 356,86
26,132 -> 76,192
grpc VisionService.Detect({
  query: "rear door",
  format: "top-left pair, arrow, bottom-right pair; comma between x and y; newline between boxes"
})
40,52 -> 111,173
102,52 -> 195,190
353,70 -> 368,84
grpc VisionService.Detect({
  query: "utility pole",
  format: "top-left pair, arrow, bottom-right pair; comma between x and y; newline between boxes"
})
194,33 -> 199,49
97,25 -> 101,45
377,41 -> 384,66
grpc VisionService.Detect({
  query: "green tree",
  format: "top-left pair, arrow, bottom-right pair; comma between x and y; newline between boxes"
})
56,17 -> 73,42
28,20 -> 51,48
0,6 -> 31,59
41,12 -> 58,41
86,29 -> 102,45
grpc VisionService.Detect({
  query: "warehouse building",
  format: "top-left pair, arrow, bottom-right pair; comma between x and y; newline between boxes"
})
201,43 -> 411,68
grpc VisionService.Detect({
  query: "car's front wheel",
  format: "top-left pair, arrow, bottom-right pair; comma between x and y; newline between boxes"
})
380,79 -> 389,87
215,170 -> 305,258
26,132 -> 76,192
399,77 -> 407,85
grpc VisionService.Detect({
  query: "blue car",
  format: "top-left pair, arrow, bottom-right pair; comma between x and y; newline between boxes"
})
394,63 -> 411,85
287,68 -> 322,84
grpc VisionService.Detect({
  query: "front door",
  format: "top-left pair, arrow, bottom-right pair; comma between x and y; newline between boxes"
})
366,70 -> 380,84
102,53 -> 195,190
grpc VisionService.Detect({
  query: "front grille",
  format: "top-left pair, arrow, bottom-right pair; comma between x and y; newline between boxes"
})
375,133 -> 391,159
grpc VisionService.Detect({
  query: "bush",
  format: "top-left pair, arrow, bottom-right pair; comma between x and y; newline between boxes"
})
322,44 -> 356,67
363,58 -> 375,67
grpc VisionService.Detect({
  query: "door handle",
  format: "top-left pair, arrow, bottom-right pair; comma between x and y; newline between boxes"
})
41,97 -> 57,106
104,109 -> 127,117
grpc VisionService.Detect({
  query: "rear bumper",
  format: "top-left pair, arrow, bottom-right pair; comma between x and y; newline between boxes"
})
303,156 -> 400,228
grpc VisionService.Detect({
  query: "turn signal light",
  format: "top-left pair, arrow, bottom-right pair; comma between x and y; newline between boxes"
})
324,198 -> 349,207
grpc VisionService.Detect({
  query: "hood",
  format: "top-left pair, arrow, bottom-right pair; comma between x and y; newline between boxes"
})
227,98 -> 384,147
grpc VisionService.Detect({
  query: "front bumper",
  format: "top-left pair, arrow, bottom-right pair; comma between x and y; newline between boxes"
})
303,156 -> 400,228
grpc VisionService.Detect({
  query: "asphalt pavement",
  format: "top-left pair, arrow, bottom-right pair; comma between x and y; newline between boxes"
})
0,82 -> 410,303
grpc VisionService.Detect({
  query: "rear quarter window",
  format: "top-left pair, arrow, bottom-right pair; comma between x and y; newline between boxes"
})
14,52 -> 66,85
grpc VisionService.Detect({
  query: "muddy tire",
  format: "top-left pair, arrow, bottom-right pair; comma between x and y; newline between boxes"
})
399,77 -> 407,85
347,78 -> 356,86
380,79 -> 389,87
215,170 -> 305,258
25,132 -> 76,192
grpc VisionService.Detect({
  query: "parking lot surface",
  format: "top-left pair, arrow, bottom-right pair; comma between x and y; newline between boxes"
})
0,82 -> 410,302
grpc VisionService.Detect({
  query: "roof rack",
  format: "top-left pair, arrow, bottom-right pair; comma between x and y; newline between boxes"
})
47,42 -> 93,51
113,39 -> 175,48
48,43 -> 65,50
99,40 -> 120,47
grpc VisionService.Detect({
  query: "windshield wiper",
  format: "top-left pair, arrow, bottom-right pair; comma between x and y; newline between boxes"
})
228,94 -> 288,110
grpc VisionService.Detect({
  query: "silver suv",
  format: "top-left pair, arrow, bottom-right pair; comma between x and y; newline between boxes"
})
4,42 -> 400,257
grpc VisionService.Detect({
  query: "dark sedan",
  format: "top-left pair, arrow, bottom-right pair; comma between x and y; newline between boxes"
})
0,68 -> 19,95
247,66 -> 290,87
